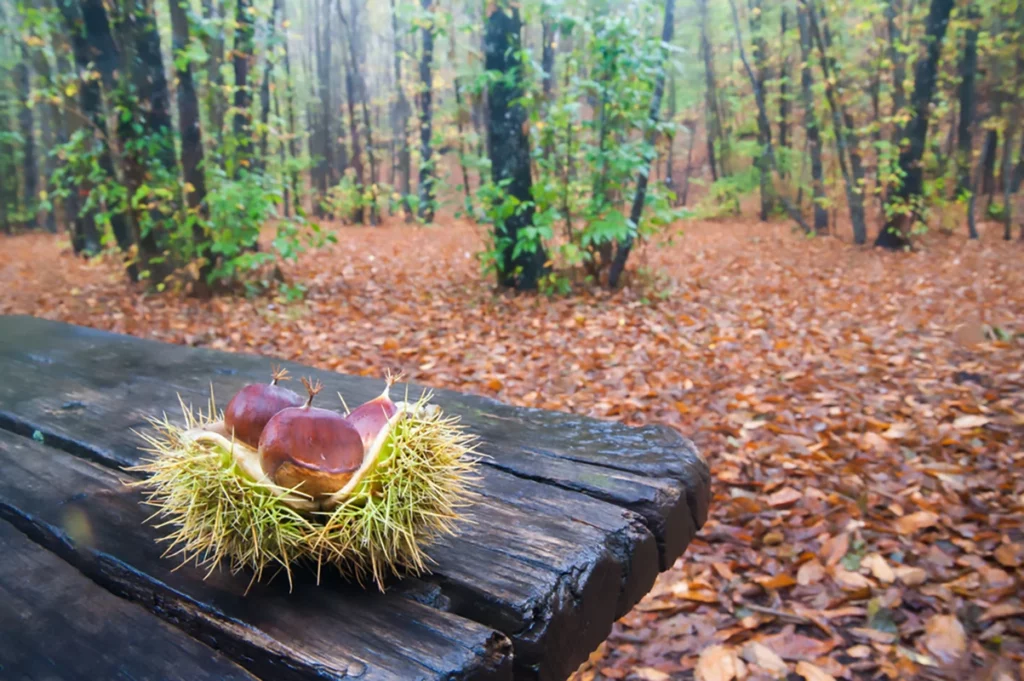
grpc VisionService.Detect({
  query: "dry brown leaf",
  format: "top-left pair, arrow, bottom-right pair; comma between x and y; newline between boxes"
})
831,567 -> 873,591
894,511 -> 939,535
994,543 -> 1023,568
694,644 -> 746,681
952,414 -> 990,430
797,560 -> 826,586
861,554 -> 896,584
894,565 -> 928,586
922,614 -> 967,666
631,668 -> 671,681
767,487 -> 802,507
795,661 -> 836,681
820,534 -> 850,568
740,641 -> 788,676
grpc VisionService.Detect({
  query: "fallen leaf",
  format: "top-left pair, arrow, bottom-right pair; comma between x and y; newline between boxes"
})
861,554 -> 896,584
631,668 -> 671,681
820,533 -> 849,567
922,614 -> 967,666
994,543 -> 1023,568
760,629 -> 837,660
797,560 -> 826,586
695,644 -> 746,681
741,641 -> 788,676
767,487 -> 801,507
980,602 -> 1024,622
894,511 -> 939,535
831,567 -> 873,592
795,661 -> 836,681
894,565 -> 928,586
756,573 -> 797,591
953,414 -> 990,430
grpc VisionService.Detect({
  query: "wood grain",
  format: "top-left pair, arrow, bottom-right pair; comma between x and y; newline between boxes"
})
0,520 -> 258,681
0,315 -> 710,680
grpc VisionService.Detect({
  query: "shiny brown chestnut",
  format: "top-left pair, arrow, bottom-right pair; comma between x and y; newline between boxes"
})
345,372 -> 400,449
259,378 -> 366,498
222,367 -> 304,448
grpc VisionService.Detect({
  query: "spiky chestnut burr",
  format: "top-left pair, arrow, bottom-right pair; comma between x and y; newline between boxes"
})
259,378 -> 365,499
222,366 -> 304,448
131,377 -> 479,590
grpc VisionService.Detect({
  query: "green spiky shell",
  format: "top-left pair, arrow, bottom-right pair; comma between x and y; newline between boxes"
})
131,392 -> 479,591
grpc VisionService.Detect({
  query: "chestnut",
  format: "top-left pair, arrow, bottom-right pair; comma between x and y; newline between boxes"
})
259,378 -> 366,498
223,367 -> 304,448
345,373 -> 400,448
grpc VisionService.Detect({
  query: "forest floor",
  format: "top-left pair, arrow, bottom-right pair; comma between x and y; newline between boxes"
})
1,217 -> 1023,681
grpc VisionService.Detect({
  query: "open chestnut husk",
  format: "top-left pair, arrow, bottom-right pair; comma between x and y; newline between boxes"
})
131,371 -> 478,590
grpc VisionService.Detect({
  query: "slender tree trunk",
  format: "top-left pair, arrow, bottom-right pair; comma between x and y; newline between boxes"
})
389,0 -> 412,220
887,0 -> 907,135
698,0 -> 721,181
31,48 -> 58,233
806,0 -> 867,243
14,54 -> 37,229
417,0 -> 436,223
955,3 -> 979,200
797,3 -> 827,233
201,0 -> 225,150
53,48 -> 87,245
664,74 -> 677,195
541,11 -> 556,162
981,127 -> 998,198
778,7 -> 790,156
748,0 -> 774,220
338,11 -> 365,224
1001,123 -> 1016,240
726,0 -> 811,235
877,0 -> 955,248
281,0 -> 301,216
232,0 -> 255,172
454,77 -> 475,214
169,0 -> 212,286
339,0 -> 378,224
608,0 -> 676,288
485,6 -> 546,289
257,0 -> 283,173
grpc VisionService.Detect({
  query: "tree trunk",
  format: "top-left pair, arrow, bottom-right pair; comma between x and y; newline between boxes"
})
1001,123 -> 1015,240
541,12 -> 556,162
389,0 -> 413,220
31,47 -> 58,233
806,0 -> 867,243
339,0 -> 378,224
232,0 -> 255,172
877,0 -> 954,249
778,7 -> 790,155
748,0 -> 774,220
201,0 -> 225,149
981,128 -> 998,197
485,6 -> 546,289
338,8 -> 365,224
115,0 -> 180,282
955,3 -> 979,200
664,74 -> 677,195
14,54 -> 37,229
680,120 -> 697,206
797,3 -> 827,233
726,0 -> 811,235
169,0 -> 212,285
281,0 -> 301,216
887,0 -> 907,129
417,0 -> 436,223
607,0 -> 676,289
257,0 -> 283,173
698,0 -> 721,181
454,77 -> 475,215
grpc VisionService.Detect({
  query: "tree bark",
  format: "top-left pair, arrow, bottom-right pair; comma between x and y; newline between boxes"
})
485,6 -> 546,289
281,0 -> 301,216
257,0 -> 283,173
887,0 -> 907,128
877,0 -> 954,248
389,0 -> 412,220
664,74 -> 677,195
14,53 -> 37,229
454,77 -> 475,214
804,0 -> 867,243
31,46 -> 59,233
339,0 -> 378,224
417,0 -> 436,223
955,3 -> 979,200
607,0 -> 676,289
698,0 -> 721,181
201,0 -> 225,150
169,0 -> 212,284
797,3 -> 827,233
748,0 -> 774,220
778,7 -> 790,156
338,5 -> 365,224
232,0 -> 255,172
727,0 -> 811,235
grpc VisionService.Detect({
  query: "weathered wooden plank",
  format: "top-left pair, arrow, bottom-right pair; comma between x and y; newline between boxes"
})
0,315 -> 708,680
0,330 -> 662,681
0,430 -> 513,681
0,520 -> 258,681
0,314 -> 710,565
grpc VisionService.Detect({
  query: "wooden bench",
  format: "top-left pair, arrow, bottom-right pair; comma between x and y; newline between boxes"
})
0,315 -> 710,681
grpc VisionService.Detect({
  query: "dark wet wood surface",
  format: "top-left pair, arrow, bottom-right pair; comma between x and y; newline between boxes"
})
0,315 -> 709,681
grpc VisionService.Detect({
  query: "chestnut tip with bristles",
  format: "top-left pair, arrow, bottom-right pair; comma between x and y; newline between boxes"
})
345,373 -> 401,449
